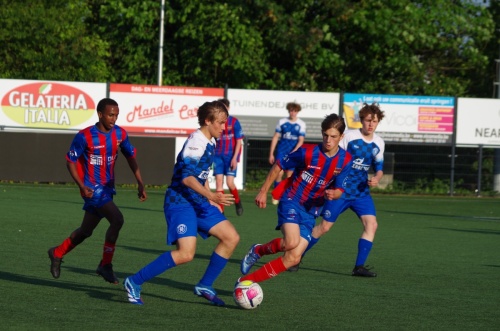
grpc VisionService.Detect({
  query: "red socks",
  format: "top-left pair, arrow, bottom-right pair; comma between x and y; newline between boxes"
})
54,237 -> 75,258
101,242 -> 116,265
241,257 -> 287,283
230,188 -> 240,203
255,238 -> 283,256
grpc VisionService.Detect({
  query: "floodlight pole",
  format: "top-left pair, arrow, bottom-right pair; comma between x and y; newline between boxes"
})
157,0 -> 165,86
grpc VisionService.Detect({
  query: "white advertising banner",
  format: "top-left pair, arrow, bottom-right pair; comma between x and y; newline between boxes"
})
0,79 -> 107,131
227,89 -> 340,140
109,83 -> 225,136
344,93 -> 455,144
456,98 -> 500,146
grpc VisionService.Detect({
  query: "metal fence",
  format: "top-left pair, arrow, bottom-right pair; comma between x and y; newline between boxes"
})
243,138 -> 497,195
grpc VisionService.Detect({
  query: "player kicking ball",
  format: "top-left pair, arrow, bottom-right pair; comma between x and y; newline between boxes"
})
238,114 -> 351,284
289,102 -> 385,277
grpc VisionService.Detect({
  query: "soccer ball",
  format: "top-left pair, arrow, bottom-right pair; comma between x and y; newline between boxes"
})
233,280 -> 264,309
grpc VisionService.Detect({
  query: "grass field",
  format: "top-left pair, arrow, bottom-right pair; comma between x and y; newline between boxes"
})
1,183 -> 499,330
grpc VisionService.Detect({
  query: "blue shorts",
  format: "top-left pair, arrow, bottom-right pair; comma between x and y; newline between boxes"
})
82,184 -> 115,217
276,200 -> 316,242
164,201 -> 226,245
321,195 -> 376,223
213,155 -> 237,177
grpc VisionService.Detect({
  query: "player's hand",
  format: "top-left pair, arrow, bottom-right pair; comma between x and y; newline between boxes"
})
137,190 -> 147,201
368,177 -> 379,187
268,156 -> 275,165
324,188 -> 342,200
255,191 -> 267,208
213,192 -> 235,206
324,189 -> 335,200
137,183 -> 147,201
230,159 -> 238,170
82,186 -> 94,198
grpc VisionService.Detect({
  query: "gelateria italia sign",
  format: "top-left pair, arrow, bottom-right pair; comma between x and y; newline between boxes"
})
1,82 -> 97,129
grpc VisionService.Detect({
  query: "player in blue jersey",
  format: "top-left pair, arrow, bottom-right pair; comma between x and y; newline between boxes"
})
124,100 -> 240,306
213,98 -> 245,216
269,102 -> 306,204
237,114 -> 352,284
48,98 -> 147,284
290,102 -> 385,277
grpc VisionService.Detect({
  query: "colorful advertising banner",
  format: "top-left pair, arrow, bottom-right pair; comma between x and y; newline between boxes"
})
456,98 -> 500,146
109,83 -> 225,136
343,93 -> 455,144
0,79 -> 107,131
227,89 -> 340,140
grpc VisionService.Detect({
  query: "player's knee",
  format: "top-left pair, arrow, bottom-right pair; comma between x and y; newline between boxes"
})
282,239 -> 300,251
364,218 -> 378,233
110,213 -> 124,229
229,231 -> 240,247
176,251 -> 195,264
222,231 -> 240,251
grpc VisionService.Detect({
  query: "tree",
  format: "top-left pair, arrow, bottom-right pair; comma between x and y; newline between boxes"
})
86,0 -> 161,84
332,0 -> 494,96
165,1 -> 269,88
0,0 -> 109,82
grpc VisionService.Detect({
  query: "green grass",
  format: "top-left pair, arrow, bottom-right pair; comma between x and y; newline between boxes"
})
1,183 -> 499,330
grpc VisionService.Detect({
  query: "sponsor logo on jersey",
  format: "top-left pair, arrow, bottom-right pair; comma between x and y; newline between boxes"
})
199,170 -> 210,179
352,157 -> 370,171
90,154 -> 103,166
177,224 -> 187,235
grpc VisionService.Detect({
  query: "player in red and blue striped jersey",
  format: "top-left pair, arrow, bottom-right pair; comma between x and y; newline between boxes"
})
213,98 -> 245,216
48,98 -> 147,284
238,114 -> 352,283
294,102 -> 385,277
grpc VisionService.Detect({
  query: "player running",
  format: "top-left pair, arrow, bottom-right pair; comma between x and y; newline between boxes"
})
48,98 -> 147,284
124,100 -> 239,306
290,102 -> 385,277
238,113 -> 351,283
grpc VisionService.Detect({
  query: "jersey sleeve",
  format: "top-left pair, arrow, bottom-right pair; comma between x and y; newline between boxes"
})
66,132 -> 86,163
180,137 -> 206,180
234,119 -> 244,140
372,138 -> 385,173
119,129 -> 136,158
299,121 -> 306,137
331,152 -> 353,191
275,118 -> 283,133
277,147 -> 305,171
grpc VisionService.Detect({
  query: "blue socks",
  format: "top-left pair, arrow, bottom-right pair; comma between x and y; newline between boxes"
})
303,236 -> 320,257
355,238 -> 373,267
132,251 -> 176,285
198,252 -> 228,287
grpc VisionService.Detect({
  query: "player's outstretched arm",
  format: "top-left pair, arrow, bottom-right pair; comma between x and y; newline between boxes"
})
126,157 -> 147,201
255,163 -> 282,208
368,170 -> 384,187
182,176 -> 234,206
67,161 -> 93,198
